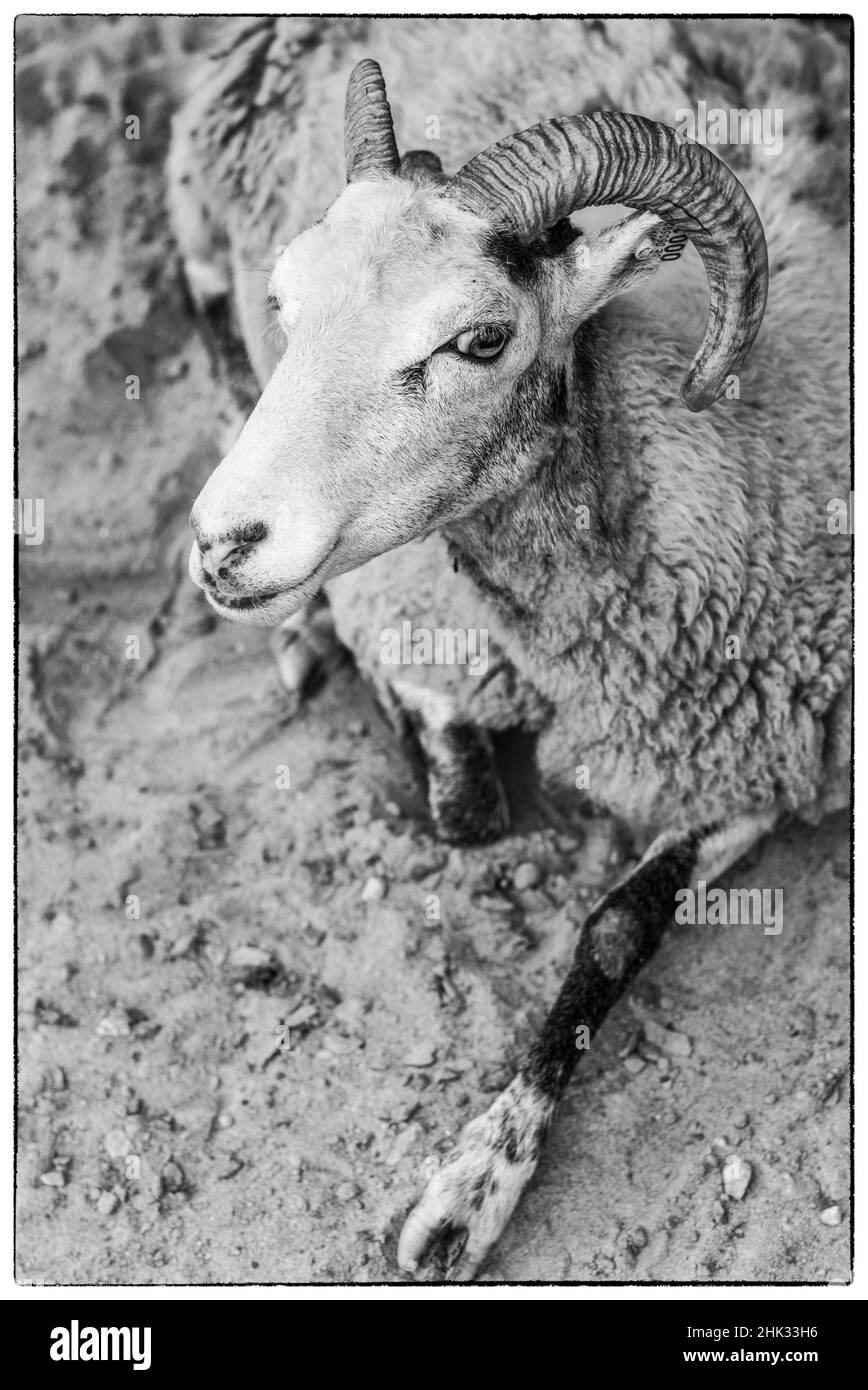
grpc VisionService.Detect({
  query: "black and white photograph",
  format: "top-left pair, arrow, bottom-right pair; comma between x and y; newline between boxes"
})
13,7 -> 853,1296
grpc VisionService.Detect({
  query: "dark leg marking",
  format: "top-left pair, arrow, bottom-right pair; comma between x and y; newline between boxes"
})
398,814 -> 775,1280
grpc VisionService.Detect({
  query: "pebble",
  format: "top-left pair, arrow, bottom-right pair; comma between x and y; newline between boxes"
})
332,997 -> 367,1032
283,1003 -> 318,1030
228,945 -> 273,971
42,1066 -> 67,1093
403,1044 -> 437,1068
104,1129 -> 133,1160
97,1190 -> 120,1216
385,1122 -> 423,1167
405,849 -> 447,882
96,1011 -> 131,1038
160,1160 -> 186,1195
733,1111 -> 750,1130
545,874 -> 571,905
513,861 -> 541,891
360,875 -> 387,903
163,356 -> 189,382
40,1169 -> 66,1188
642,1016 -> 692,1058
618,1029 -> 642,1060
336,1181 -> 360,1202
623,1056 -> 646,1075
820,1204 -> 843,1227
722,1154 -> 753,1201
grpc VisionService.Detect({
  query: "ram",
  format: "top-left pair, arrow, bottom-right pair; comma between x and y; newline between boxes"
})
170,17 -> 850,1278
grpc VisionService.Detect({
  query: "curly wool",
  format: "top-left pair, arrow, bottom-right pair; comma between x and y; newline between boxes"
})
174,16 -> 851,840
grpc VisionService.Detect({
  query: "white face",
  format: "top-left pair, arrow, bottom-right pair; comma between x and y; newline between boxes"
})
188,178 -> 661,625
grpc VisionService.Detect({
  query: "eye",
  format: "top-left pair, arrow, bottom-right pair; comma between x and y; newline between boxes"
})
453,324 -> 510,360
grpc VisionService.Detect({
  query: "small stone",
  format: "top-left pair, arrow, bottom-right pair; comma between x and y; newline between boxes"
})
513,862 -> 541,891
820,1204 -> 843,1227
403,1044 -> 437,1068
385,1122 -> 424,1167
734,1111 -> 750,1129
160,1159 -> 186,1195
618,1029 -> 642,1060
96,1011 -> 131,1038
336,1181 -> 360,1202
284,1003 -> 318,1030
383,800 -> 401,817
476,894 -> 514,915
163,356 -> 189,382
623,1056 -> 646,1076
332,997 -> 367,1032
104,1129 -> 132,1160
40,1169 -> 66,1188
722,1154 -> 753,1201
404,849 -> 447,882
642,1016 -> 692,1058
763,1092 -> 778,1105
361,875 -> 387,903
545,874 -> 571,905
97,1190 -> 119,1216
228,945 -> 273,971
320,1033 -> 355,1056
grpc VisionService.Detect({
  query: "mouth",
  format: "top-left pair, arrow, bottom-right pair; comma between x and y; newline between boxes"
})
192,539 -> 341,625
208,588 -> 282,613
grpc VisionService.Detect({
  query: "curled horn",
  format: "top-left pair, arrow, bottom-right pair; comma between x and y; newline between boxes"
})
449,112 -> 768,411
345,59 -> 400,183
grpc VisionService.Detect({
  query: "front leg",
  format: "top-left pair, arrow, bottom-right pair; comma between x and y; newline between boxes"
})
398,808 -> 777,1280
388,679 -> 510,845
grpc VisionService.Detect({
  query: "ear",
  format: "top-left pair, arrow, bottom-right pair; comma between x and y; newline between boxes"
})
566,211 -> 688,321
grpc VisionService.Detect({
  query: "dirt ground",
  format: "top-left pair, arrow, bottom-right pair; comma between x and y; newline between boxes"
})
15,16 -> 851,1286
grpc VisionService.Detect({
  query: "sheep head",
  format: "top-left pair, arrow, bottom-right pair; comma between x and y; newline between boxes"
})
189,60 -> 768,626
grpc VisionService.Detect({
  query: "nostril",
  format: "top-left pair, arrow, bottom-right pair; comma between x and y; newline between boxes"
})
199,523 -> 268,581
